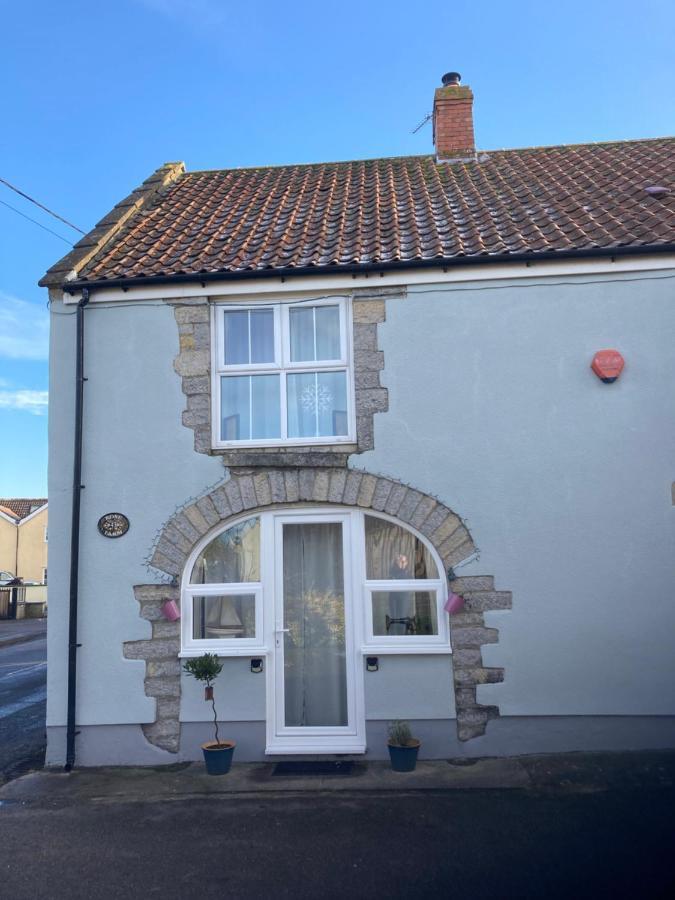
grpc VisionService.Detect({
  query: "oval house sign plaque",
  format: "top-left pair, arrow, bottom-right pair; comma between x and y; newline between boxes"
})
97,513 -> 130,539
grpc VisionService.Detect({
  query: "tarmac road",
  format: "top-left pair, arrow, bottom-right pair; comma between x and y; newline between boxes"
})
0,635 -> 47,783
1,786 -> 674,899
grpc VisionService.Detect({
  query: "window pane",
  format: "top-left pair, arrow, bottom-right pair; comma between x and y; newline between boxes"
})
223,311 -> 249,365
371,591 -> 438,636
192,594 -> 256,640
289,305 -> 341,362
289,308 -> 315,361
250,309 -> 275,363
251,374 -> 280,439
287,371 -> 348,438
221,375 -> 250,440
221,375 -> 280,441
190,517 -> 260,583
315,306 -> 340,359
364,515 -> 439,580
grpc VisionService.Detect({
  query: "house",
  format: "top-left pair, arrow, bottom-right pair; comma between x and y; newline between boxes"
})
0,499 -> 48,585
40,73 -> 675,767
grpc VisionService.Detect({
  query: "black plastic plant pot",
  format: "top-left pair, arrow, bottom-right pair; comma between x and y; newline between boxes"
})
388,740 -> 421,772
201,741 -> 236,775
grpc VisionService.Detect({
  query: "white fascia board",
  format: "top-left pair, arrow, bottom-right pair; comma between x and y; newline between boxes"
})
60,254 -> 675,305
0,509 -> 18,526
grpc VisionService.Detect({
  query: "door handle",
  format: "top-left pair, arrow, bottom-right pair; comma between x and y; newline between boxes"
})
275,627 -> 290,633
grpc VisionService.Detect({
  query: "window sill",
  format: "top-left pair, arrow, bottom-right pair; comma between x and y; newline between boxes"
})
360,645 -> 453,655
180,647 -> 269,659
210,446 -> 357,468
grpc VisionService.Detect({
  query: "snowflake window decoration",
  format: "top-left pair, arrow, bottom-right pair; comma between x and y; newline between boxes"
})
301,383 -> 333,413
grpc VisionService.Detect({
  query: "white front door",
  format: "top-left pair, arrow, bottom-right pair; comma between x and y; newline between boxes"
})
266,511 -> 365,754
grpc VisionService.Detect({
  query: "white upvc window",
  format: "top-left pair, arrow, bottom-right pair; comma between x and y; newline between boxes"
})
212,297 -> 354,448
181,508 -> 450,658
182,516 -> 266,655
360,512 -> 448,653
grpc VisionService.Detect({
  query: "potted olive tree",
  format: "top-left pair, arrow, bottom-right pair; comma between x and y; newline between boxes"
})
387,720 -> 421,772
183,653 -> 235,775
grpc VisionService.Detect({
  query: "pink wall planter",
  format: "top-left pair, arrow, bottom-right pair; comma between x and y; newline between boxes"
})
444,592 -> 465,615
162,599 -> 180,621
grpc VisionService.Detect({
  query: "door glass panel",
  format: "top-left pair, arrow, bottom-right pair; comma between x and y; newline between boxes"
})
364,515 -> 439,580
192,594 -> 256,639
371,590 -> 438,636
287,371 -> 348,438
282,522 -> 347,727
190,517 -> 260,584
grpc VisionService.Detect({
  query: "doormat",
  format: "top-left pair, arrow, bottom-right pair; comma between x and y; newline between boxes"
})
271,760 -> 355,777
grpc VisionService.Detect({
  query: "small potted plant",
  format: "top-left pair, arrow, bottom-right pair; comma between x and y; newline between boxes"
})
183,653 -> 235,775
387,720 -> 421,772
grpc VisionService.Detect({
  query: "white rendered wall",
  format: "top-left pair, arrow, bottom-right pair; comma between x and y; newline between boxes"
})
47,299 -> 223,728
359,269 -> 675,717
48,267 -> 675,739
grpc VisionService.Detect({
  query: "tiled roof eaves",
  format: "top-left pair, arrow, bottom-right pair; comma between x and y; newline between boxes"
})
63,241 -> 675,293
47,137 -> 675,290
38,162 -> 186,288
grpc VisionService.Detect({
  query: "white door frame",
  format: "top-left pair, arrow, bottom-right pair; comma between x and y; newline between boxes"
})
265,509 -> 366,754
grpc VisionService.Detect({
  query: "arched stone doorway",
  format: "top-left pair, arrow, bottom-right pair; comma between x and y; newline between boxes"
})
124,468 -> 511,753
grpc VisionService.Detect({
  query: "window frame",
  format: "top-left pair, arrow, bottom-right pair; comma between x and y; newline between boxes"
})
211,296 -> 356,448
180,508 -> 451,658
359,512 -> 449,653
182,583 -> 264,654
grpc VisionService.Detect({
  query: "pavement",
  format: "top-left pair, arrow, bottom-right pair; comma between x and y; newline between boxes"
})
0,615 -> 47,649
1,751 -> 674,899
2,748 -> 674,802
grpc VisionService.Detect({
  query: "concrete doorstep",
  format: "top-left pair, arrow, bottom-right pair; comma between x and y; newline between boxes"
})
1,750 -> 674,805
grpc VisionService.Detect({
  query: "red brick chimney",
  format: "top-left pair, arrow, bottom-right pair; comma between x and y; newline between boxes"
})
433,72 -> 475,162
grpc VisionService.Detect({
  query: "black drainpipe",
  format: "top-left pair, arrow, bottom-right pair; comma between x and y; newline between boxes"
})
65,287 -> 89,771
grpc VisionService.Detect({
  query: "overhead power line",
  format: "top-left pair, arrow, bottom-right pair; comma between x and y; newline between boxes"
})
0,176 -> 86,235
0,198 -> 73,245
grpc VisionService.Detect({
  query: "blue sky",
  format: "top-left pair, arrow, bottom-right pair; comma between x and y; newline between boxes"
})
1,0 -> 674,496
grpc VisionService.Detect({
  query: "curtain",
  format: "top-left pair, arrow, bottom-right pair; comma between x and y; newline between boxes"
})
282,522 -> 348,727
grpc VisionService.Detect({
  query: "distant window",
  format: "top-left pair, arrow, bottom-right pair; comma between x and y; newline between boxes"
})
44,527 -> 48,543
43,568 -> 48,585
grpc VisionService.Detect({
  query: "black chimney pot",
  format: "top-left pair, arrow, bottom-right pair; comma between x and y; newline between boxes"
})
441,72 -> 461,87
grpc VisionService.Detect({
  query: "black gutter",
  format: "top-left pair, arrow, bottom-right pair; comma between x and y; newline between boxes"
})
62,243 -> 675,293
65,287 -> 89,771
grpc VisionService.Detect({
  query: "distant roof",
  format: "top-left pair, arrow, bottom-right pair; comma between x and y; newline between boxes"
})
0,499 -> 47,521
41,137 -> 675,289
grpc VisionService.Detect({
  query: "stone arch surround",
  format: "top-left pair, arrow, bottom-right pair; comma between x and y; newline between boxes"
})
123,468 -> 512,753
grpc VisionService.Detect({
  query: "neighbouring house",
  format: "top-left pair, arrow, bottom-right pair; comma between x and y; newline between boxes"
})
40,73 -> 675,767
0,499 -> 48,585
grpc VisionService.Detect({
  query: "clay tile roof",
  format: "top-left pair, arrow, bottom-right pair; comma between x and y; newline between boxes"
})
0,499 -> 47,521
42,138 -> 675,287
